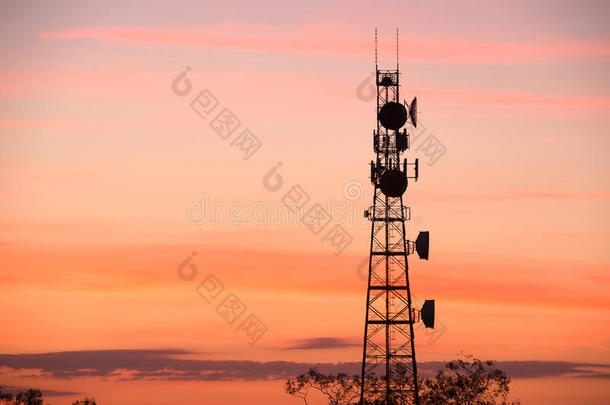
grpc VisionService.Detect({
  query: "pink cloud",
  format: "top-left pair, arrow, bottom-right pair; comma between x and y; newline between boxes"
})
39,26 -> 610,64
419,89 -> 610,110
0,69 -> 167,99
1,67 -> 607,116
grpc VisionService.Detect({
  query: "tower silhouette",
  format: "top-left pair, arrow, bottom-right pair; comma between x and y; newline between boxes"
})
359,29 -> 435,405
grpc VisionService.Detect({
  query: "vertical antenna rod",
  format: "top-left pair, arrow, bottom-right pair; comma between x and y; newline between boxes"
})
375,27 -> 378,70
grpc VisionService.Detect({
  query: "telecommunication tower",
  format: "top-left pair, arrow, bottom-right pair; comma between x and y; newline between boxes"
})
359,29 -> 436,405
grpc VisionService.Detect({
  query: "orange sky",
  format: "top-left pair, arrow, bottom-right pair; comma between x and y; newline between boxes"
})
1,0 -> 609,404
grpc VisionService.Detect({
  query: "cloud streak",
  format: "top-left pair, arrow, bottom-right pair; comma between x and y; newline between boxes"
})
284,337 -> 360,350
0,386 -> 79,397
1,349 -> 609,381
39,27 -> 610,64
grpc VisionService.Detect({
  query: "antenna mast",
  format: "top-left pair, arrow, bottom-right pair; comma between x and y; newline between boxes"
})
358,30 -> 435,405
375,27 -> 378,70
396,27 -> 399,71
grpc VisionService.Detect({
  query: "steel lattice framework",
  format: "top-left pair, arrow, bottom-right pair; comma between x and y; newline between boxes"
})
358,63 -> 424,405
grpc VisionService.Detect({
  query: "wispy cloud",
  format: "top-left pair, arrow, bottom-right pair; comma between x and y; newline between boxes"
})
1,349 -> 609,381
39,26 -> 610,64
0,385 -> 79,397
284,337 -> 360,350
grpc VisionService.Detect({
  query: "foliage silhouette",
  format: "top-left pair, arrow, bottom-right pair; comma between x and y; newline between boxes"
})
285,354 -> 521,405
420,354 -> 520,405
285,368 -> 361,405
72,397 -> 97,405
0,388 -> 47,405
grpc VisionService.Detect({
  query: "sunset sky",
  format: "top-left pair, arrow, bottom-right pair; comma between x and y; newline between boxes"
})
1,0 -> 609,404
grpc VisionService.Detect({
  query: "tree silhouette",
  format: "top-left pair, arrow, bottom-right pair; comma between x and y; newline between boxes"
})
72,397 -> 97,405
0,388 -> 55,405
285,368 -> 361,405
285,355 -> 521,405
0,387 -> 14,401
14,389 -> 43,405
0,387 -> 15,405
420,354 -> 520,405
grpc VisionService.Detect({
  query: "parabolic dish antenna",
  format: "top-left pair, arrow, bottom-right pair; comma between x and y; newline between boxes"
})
378,102 -> 407,130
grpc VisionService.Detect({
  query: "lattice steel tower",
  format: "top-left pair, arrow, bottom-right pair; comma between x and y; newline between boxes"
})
359,29 -> 435,405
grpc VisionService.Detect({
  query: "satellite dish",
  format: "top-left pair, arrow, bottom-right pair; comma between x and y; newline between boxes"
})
379,102 -> 407,130
409,97 -> 417,127
415,231 -> 429,260
421,300 -> 435,328
379,169 -> 407,197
